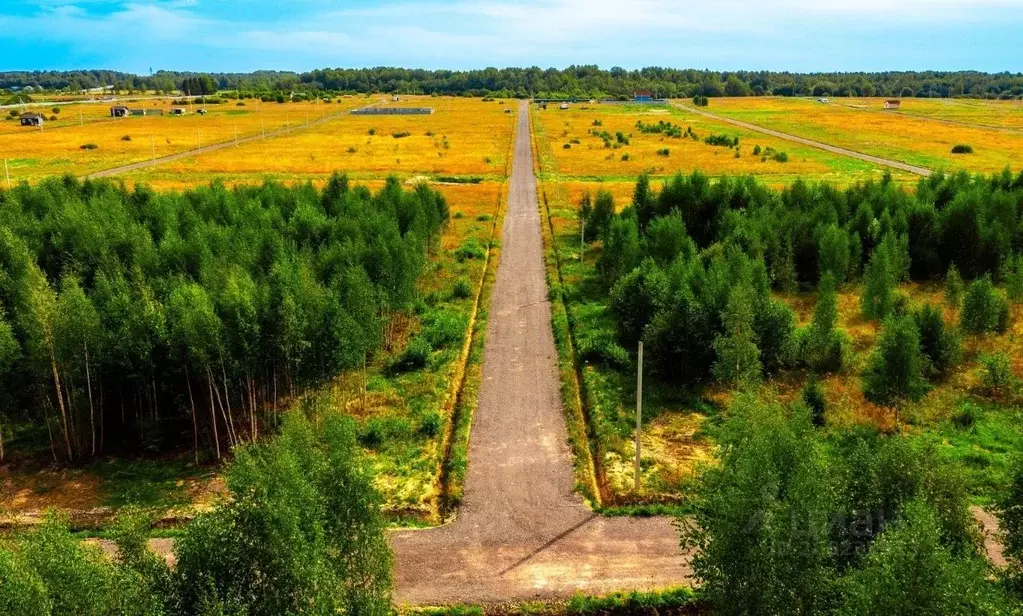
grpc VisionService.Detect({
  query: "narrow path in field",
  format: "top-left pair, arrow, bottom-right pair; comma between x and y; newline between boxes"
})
389,101 -> 691,605
83,108 -> 348,179
672,102 -> 933,177
832,101 -> 1023,135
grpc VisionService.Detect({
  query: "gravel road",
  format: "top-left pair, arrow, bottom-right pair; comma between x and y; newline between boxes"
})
389,101 -> 691,605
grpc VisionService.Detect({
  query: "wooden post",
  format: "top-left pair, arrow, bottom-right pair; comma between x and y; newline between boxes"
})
634,341 -> 643,491
196,129 -> 201,154
4,158 -> 10,190
150,136 -> 155,163
261,116 -> 265,139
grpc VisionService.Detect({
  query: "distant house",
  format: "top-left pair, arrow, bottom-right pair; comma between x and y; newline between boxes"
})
559,103 -> 569,110
171,107 -> 187,115
634,90 -> 653,102
19,112 -> 43,127
884,99 -> 901,110
818,97 -> 830,103
110,105 -> 130,117
392,95 -> 400,102
129,108 -> 163,116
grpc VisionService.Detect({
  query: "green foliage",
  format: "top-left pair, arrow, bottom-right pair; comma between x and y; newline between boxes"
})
703,133 -> 736,147
682,395 -> 836,615
803,374 -> 827,428
838,501 -> 1006,615
818,224 -> 851,282
961,275 -> 1010,335
0,174 -> 448,459
1001,457 -> 1023,588
912,303 -> 961,379
951,144 -> 974,154
451,276 -> 473,299
712,284 -> 762,387
860,245 -> 896,320
0,545 -> 51,616
692,94 -> 709,106
945,264 -> 964,311
596,213 -> 641,287
392,337 -> 431,373
862,315 -> 928,406
800,274 -> 847,373
684,395 -> 987,615
173,411 -> 392,616
454,237 -> 487,262
584,190 -> 615,241
979,352 -> 1017,398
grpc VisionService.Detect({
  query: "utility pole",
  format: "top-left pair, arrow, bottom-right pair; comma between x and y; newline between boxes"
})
234,125 -> 238,146
634,341 -> 643,491
196,129 -> 201,155
261,115 -> 265,139
150,136 -> 156,163
4,158 -> 11,190
79,108 -> 83,126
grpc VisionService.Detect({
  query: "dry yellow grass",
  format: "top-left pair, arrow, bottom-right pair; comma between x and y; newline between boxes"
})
120,97 -> 516,186
0,99 -> 361,182
532,102 -> 910,186
707,97 -> 1023,174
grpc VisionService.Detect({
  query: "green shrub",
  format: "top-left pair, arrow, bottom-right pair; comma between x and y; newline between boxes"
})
980,352 -> 1017,398
656,147 -> 670,156
773,151 -> 789,162
802,374 -> 827,427
80,143 -> 98,150
392,131 -> 411,139
962,276 -> 1009,334
417,411 -> 443,438
951,402 -> 980,429
951,144 -> 973,154
420,310 -> 467,349
0,547 -> 51,616
862,315 -> 928,406
392,337 -> 431,372
120,135 -> 131,142
576,334 -> 631,369
454,237 -> 486,262
367,128 -> 376,135
451,276 -> 473,299
621,153 -> 631,161
563,143 -> 571,149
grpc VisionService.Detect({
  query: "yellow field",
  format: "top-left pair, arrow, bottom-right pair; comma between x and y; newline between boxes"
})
840,97 -> 1023,131
120,97 -> 517,187
531,102 -> 912,187
706,97 -> 1023,174
0,99 -> 360,182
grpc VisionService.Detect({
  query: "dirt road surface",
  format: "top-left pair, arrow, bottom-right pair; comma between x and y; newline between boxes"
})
673,102 -> 933,177
389,101 -> 691,605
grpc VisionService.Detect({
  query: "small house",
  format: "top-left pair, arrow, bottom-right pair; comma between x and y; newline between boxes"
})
884,100 -> 901,110
197,109 -> 207,115
171,107 -> 187,115
392,95 -> 400,102
19,112 -> 44,127
110,105 -> 130,117
634,89 -> 652,102
818,97 -> 829,103
559,103 -> 569,110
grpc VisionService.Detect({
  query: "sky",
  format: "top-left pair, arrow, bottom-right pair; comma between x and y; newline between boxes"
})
0,0 -> 1021,74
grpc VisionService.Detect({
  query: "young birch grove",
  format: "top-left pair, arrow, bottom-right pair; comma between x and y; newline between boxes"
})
0,173 -> 449,463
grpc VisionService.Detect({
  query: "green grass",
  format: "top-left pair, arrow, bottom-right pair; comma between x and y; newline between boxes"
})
911,399 -> 1023,505
91,457 -> 212,509
401,587 -> 701,616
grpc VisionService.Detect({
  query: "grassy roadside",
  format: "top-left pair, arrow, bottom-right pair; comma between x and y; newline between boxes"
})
532,106 -> 603,507
401,587 -> 703,616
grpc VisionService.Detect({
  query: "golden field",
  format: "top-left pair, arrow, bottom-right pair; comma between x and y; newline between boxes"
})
0,98 -> 360,182
121,97 -> 517,186
531,102 -> 914,187
705,97 -> 1023,174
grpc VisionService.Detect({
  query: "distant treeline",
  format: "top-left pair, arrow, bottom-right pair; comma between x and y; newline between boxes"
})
0,175 -> 448,463
2,67 -> 1022,99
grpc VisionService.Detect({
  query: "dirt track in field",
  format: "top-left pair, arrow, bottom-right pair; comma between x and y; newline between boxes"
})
389,101 -> 691,605
673,101 -> 934,177
82,108 -> 349,179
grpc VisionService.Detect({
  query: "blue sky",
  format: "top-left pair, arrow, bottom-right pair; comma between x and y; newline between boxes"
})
0,0 -> 1021,74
